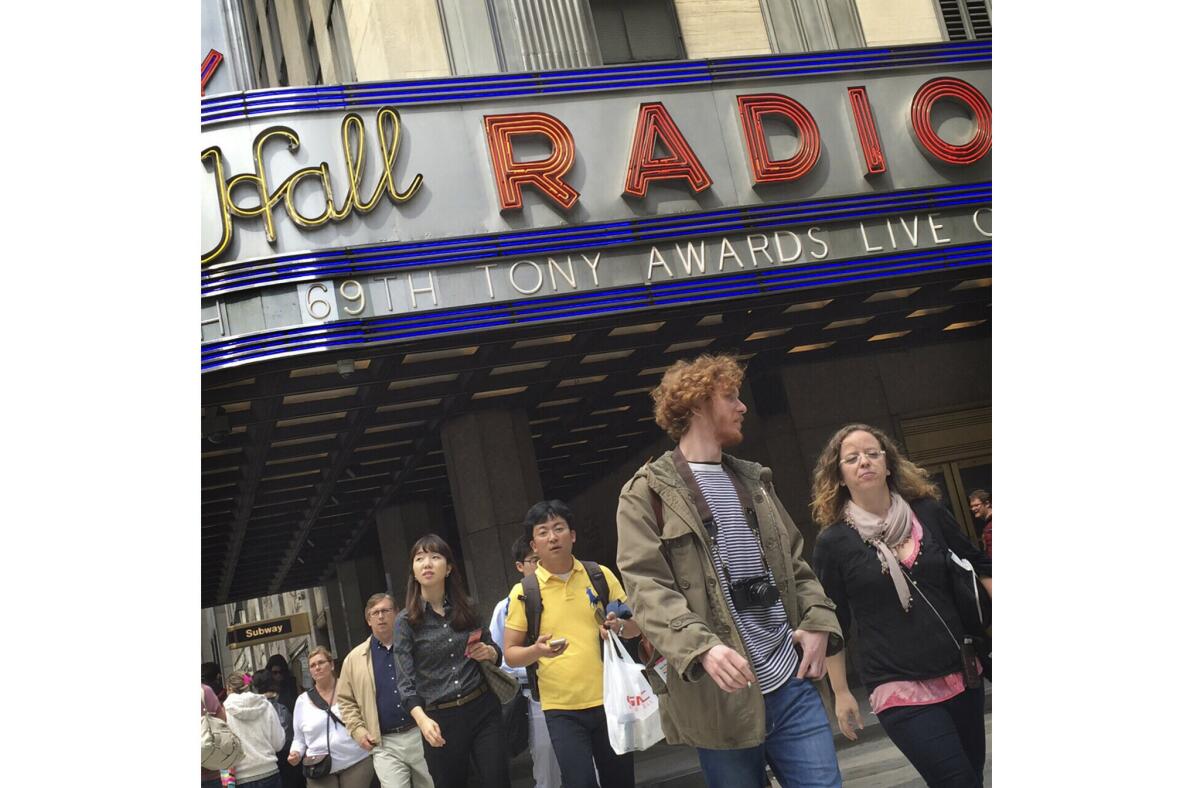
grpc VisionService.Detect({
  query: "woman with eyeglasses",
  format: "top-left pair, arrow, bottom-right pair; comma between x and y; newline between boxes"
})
395,534 -> 511,788
810,424 -> 993,788
287,646 -> 374,788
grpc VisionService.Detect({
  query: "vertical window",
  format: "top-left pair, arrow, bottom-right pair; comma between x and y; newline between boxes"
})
294,0 -> 319,85
307,22 -> 323,84
937,0 -> 991,41
241,1 -> 268,89
589,0 -> 684,64
760,0 -> 866,53
327,0 -> 357,83
266,1 -> 288,86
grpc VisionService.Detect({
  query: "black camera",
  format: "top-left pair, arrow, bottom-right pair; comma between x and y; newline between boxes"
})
728,575 -> 780,610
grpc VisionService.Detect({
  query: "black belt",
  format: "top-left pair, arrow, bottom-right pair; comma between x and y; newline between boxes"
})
381,723 -> 416,735
428,685 -> 486,710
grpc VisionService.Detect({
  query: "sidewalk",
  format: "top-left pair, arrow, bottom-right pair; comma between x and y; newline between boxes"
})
508,681 -> 992,787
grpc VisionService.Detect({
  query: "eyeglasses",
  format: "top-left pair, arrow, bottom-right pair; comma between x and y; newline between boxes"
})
532,524 -> 571,537
521,557 -> 537,565
367,608 -> 394,619
840,449 -> 885,466
309,659 -> 330,668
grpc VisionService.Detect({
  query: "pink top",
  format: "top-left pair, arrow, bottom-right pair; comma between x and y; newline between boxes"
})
868,517 -> 978,715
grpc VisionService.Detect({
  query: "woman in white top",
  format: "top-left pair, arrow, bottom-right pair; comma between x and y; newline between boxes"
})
287,646 -> 374,788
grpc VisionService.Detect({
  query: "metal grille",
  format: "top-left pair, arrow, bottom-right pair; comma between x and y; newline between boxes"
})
967,1 -> 992,40
512,0 -> 598,70
939,0 -> 992,41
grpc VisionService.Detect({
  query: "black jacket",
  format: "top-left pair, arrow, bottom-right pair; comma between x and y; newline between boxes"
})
812,498 -> 991,691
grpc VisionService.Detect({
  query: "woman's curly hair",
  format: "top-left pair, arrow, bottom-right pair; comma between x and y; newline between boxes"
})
809,423 -> 940,527
651,354 -> 745,441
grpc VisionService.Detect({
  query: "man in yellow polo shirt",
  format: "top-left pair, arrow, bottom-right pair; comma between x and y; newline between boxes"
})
504,500 -> 643,788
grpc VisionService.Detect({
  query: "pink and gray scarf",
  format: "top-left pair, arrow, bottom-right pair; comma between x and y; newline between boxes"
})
844,492 -> 915,612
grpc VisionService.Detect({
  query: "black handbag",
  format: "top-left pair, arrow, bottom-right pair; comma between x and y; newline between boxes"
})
945,550 -> 992,680
303,686 -> 344,778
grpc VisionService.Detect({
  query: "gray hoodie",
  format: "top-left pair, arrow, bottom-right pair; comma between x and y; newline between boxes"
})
223,691 -> 286,782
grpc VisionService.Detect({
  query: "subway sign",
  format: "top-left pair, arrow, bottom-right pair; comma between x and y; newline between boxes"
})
226,613 -> 311,649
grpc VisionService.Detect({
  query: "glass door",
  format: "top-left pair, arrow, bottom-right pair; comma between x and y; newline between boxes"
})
900,407 -> 991,548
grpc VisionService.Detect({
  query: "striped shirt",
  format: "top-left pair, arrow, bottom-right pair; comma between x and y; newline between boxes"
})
690,462 -> 798,694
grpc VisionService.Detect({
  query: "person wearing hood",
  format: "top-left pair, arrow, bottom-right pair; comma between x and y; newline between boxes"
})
225,672 -> 287,787
267,654 -> 301,713
253,668 -> 302,788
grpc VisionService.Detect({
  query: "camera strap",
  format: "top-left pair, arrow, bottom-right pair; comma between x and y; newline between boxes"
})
671,448 -> 769,586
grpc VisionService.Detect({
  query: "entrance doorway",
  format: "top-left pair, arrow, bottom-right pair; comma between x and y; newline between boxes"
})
900,406 -> 991,546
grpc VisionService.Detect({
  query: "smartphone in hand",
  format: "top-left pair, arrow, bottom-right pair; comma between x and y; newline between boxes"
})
548,637 -> 568,652
465,628 -> 482,656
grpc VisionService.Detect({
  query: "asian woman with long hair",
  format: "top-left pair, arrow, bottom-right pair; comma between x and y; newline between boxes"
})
394,534 -> 511,788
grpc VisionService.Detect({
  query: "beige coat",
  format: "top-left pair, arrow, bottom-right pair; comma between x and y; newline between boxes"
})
335,636 -> 384,746
615,451 -> 842,749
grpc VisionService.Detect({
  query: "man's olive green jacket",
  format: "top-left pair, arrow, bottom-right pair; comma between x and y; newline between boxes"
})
615,450 -> 842,749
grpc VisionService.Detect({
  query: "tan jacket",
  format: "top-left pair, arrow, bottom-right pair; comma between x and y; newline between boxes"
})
335,636 -> 384,746
615,451 -> 842,749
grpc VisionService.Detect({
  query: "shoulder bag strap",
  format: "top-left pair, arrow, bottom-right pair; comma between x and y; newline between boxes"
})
308,684 -> 345,727
898,565 -> 959,651
520,572 -> 543,701
581,560 -> 609,608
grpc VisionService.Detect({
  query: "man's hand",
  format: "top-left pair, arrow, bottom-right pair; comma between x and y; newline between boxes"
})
532,633 -> 567,658
599,612 -> 641,641
356,732 -> 377,751
793,629 -> 830,680
700,644 -> 755,693
418,717 -> 445,748
287,751 -> 301,766
834,689 -> 864,740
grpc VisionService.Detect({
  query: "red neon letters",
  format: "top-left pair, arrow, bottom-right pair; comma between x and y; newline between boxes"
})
847,87 -> 887,176
623,102 -> 713,198
480,77 -> 990,214
737,93 -> 822,184
910,77 -> 992,166
483,113 -> 580,211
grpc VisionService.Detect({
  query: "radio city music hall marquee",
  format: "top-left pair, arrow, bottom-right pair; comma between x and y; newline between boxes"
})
200,67 -> 991,344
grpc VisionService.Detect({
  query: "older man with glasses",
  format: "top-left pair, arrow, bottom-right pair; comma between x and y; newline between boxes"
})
336,592 -> 435,788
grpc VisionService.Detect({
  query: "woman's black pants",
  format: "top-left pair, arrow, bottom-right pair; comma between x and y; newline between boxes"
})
422,689 -> 510,788
876,686 -> 986,788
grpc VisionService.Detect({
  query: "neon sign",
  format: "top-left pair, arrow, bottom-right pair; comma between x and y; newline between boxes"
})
201,77 -> 989,268
200,107 -> 423,266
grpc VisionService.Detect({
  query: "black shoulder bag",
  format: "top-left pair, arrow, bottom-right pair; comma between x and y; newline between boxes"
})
899,564 -> 987,688
302,685 -> 344,779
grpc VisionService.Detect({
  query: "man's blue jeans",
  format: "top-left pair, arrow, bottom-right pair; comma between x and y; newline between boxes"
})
696,677 -> 841,788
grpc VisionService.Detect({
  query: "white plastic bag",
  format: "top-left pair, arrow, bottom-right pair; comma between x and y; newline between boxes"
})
602,633 -> 665,754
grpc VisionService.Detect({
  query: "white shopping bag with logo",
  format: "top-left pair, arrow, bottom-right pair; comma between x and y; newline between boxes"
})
603,632 -> 665,754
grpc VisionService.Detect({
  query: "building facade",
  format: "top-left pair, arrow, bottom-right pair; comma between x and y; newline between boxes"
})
200,0 -> 992,673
